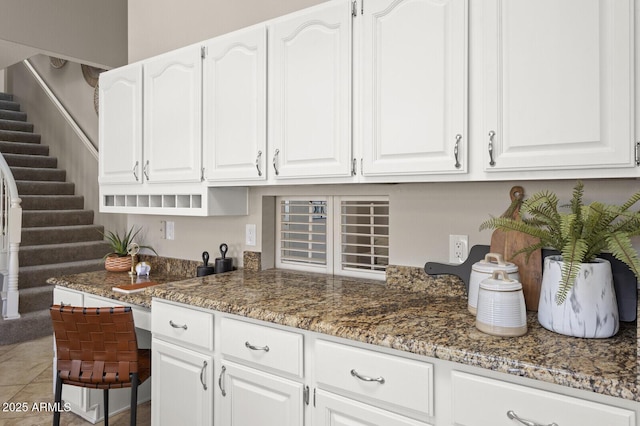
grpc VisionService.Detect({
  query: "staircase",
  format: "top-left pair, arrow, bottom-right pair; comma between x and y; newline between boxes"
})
0,92 -> 110,345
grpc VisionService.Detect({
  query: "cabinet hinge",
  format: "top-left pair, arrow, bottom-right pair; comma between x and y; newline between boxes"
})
303,386 -> 310,406
201,45 -> 206,59
636,142 -> 640,166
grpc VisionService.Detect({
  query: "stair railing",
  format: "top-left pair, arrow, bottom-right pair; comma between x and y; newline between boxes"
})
0,153 -> 21,320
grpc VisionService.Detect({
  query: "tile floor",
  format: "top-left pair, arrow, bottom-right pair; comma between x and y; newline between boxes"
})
0,335 -> 150,426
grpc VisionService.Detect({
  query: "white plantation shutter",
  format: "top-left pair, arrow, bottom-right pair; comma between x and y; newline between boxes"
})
276,196 -> 388,280
277,199 -> 332,273
336,197 -> 389,279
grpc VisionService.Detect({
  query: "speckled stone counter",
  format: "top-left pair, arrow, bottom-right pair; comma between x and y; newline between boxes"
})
48,267 -> 638,402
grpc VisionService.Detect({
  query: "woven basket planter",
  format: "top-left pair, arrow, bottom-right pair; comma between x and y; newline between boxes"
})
105,255 -> 135,272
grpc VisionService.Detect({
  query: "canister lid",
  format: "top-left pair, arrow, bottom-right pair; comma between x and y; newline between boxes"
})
480,270 -> 522,291
472,252 -> 518,274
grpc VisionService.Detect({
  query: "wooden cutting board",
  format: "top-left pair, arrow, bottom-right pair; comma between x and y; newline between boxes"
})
490,186 -> 543,311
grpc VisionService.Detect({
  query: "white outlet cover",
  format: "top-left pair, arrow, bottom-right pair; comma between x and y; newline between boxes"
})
246,224 -> 256,246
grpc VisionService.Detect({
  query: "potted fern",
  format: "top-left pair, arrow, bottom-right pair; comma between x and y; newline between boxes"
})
480,181 -> 640,338
102,226 -> 157,272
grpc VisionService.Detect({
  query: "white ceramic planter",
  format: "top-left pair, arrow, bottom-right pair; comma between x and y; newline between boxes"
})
538,255 -> 618,338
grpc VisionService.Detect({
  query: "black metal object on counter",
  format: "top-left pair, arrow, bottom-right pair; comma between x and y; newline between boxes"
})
197,251 -> 215,277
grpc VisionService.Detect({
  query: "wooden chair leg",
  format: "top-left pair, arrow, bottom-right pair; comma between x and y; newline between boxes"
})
130,373 -> 139,426
103,389 -> 109,426
53,374 -> 62,426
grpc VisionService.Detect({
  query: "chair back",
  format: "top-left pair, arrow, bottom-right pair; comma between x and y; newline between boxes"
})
50,305 -> 142,387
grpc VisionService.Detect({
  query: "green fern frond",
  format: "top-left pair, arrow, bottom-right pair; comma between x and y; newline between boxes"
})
556,238 -> 589,304
606,232 -> 640,280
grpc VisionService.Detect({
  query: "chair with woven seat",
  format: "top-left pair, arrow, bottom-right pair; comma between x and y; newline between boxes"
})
49,305 -> 151,426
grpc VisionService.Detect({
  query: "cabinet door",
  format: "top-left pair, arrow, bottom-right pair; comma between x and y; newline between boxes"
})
482,0 -> 634,172
360,0 -> 467,176
144,44 -> 203,183
99,62 -> 143,184
314,390 -> 430,426
268,0 -> 353,179
219,362 -> 304,426
152,339 -> 213,426
203,25 -> 267,183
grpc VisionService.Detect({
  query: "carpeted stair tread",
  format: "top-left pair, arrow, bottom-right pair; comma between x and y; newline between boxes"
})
0,140 -> 48,156
0,93 -> 13,101
0,118 -> 33,133
22,209 -> 95,227
2,152 -> 57,168
0,109 -> 27,122
16,180 -> 75,195
0,99 -> 20,111
9,166 -> 65,181
22,224 -> 104,246
0,310 -> 53,345
19,240 -> 111,267
20,194 -> 84,210
18,259 -> 107,291
0,129 -> 40,144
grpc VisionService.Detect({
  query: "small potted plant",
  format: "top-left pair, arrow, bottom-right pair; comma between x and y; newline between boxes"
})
102,226 -> 157,272
480,181 -> 640,338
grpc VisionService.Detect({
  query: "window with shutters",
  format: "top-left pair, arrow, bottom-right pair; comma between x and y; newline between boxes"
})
276,196 -> 389,280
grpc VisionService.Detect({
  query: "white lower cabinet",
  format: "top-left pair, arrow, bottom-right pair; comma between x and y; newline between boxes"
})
314,389 -> 430,426
152,339 -> 214,426
451,371 -> 636,426
147,298 -> 639,426
218,361 -> 304,426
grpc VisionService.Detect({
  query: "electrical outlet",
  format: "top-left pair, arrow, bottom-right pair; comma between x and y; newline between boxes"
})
449,234 -> 468,263
246,224 -> 256,246
166,221 -> 175,240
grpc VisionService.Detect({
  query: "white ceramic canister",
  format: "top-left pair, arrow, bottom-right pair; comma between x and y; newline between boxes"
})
468,253 -> 519,315
475,270 -> 527,337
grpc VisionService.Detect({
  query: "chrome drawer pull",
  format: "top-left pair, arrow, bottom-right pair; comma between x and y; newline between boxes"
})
132,161 -> 139,181
272,149 -> 280,175
507,410 -> 558,426
488,130 -> 496,166
219,365 -> 227,397
350,369 -> 385,384
169,320 -> 188,330
454,134 -> 462,169
200,361 -> 208,390
245,341 -> 269,352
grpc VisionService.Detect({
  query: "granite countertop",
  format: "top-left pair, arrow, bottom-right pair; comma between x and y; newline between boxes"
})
48,267 -> 638,402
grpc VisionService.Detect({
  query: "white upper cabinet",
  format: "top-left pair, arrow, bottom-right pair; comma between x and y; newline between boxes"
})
359,0 -> 468,177
99,62 -> 143,185
203,25 -> 267,183
481,0 -> 635,172
144,43 -> 203,183
268,0 -> 354,180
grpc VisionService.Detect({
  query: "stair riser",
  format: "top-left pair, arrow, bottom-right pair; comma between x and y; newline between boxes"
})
0,311 -> 53,345
18,287 -> 53,313
0,129 -> 40,144
10,167 -> 66,182
0,119 -> 33,133
0,141 -> 48,156
4,154 -> 57,168
22,225 -> 105,246
21,196 -> 84,210
0,100 -> 20,111
0,110 -> 27,122
19,242 -> 111,267
18,260 -> 107,290
16,181 -> 75,195
22,211 -> 95,227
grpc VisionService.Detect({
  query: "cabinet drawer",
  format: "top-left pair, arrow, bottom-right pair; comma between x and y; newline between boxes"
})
152,300 -> 214,351
315,340 -> 433,419
53,287 -> 83,306
451,371 -> 635,426
220,317 -> 303,378
85,295 -> 151,332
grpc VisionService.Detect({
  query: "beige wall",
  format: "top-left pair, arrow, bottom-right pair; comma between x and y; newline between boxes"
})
127,0 -> 326,62
128,179 -> 640,271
